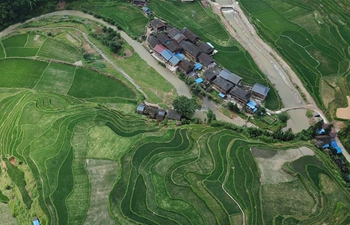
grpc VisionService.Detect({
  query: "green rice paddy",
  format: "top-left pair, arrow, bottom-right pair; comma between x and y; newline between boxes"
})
239,0 -> 350,112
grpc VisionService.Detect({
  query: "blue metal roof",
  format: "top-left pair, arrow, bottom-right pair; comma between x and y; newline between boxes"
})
317,129 -> 325,135
331,140 -> 338,148
33,220 -> 40,225
195,78 -> 203,84
246,101 -> 257,109
194,63 -> 202,70
137,104 -> 145,112
322,144 -> 330,148
160,49 -> 173,61
335,146 -> 342,154
219,93 -> 226,98
174,53 -> 184,60
169,56 -> 180,65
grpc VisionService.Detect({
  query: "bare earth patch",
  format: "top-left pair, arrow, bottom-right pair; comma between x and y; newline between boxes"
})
123,49 -> 133,58
252,147 -> 314,184
57,1 -> 66,10
65,33 -> 80,47
82,41 -> 97,55
34,35 -> 40,41
9,157 -> 16,166
336,96 -> 350,119
73,60 -> 82,66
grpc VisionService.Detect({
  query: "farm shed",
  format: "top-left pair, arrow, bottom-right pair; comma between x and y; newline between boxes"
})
165,41 -> 182,53
198,53 -> 215,66
168,110 -> 181,120
219,69 -> 242,86
182,28 -> 199,43
150,19 -> 166,31
246,100 -> 258,113
156,33 -> 171,45
198,42 -> 214,54
145,106 -> 159,118
179,41 -> 200,61
142,7 -> 151,15
156,109 -> 166,121
230,86 -> 251,104
252,83 -> 270,100
212,77 -> 234,94
137,104 -> 146,114
148,35 -> 160,48
178,60 -> 194,74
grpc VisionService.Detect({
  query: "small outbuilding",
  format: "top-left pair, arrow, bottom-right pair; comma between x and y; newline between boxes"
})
145,106 -> 159,118
167,110 -> 182,121
132,0 -> 146,6
33,218 -> 40,225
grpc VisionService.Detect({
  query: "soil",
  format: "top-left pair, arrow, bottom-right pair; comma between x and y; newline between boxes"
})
34,34 -> 40,41
336,96 -> 350,119
65,33 -> 79,46
82,41 -> 97,55
57,1 -> 67,10
123,49 -> 133,58
9,157 -> 16,166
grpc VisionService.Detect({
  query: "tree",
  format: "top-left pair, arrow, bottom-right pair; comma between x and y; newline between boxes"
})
206,108 -> 216,124
278,114 -> 288,123
227,102 -> 240,113
172,96 -> 200,119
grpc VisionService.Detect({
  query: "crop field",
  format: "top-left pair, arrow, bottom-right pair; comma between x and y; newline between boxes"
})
145,0 -> 281,110
37,38 -> 81,63
0,90 -> 349,224
70,1 -> 148,37
239,0 -> 350,113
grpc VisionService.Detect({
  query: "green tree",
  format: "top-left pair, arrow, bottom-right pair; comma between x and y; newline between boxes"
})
172,96 -> 200,119
227,102 -> 240,113
206,108 -> 216,124
278,114 -> 288,123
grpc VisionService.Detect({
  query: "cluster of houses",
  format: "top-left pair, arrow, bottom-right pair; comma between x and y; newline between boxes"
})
147,19 -> 270,113
315,124 -> 348,173
137,103 -> 182,121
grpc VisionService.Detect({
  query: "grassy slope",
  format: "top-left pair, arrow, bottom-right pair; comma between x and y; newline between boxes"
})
239,0 -> 350,113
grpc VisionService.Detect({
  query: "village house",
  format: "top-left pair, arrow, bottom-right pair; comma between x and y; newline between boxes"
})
142,6 -> 151,15
144,105 -> 159,118
156,33 -> 171,45
165,41 -> 182,53
136,103 -> 146,114
203,69 -> 218,81
219,69 -> 242,86
132,0 -> 146,7
212,76 -> 234,94
167,28 -> 187,43
198,53 -> 215,67
198,42 -> 214,54
150,19 -> 166,31
153,44 -> 167,58
252,83 -> 270,100
147,35 -> 160,48
32,218 -> 40,225
178,60 -> 194,74
179,41 -> 200,61
182,28 -> 199,43
156,109 -> 166,121
167,110 -> 182,120
230,86 -> 251,104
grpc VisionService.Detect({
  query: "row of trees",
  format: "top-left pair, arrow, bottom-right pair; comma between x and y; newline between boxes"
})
90,27 -> 123,54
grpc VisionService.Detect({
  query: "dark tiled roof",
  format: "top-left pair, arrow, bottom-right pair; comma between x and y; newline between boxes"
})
203,69 -> 218,81
150,19 -> 166,30
156,109 -> 166,121
178,60 -> 194,74
179,41 -> 200,57
219,69 -> 242,85
198,53 -> 215,66
315,135 -> 332,144
168,110 -> 181,120
182,28 -> 199,43
156,33 -> 171,45
252,83 -> 270,97
198,42 -> 214,54
213,77 -> 234,92
137,104 -> 145,113
229,86 -> 251,102
165,41 -> 182,53
167,28 -> 181,39
148,36 -> 160,48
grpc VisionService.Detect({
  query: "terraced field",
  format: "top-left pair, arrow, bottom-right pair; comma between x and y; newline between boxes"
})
239,0 -> 350,114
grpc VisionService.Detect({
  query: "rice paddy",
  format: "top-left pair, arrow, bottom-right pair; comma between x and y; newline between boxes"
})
239,0 -> 350,112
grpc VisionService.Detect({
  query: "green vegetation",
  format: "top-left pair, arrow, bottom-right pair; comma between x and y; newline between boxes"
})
147,0 -> 281,110
37,38 -> 81,63
172,95 -> 200,119
239,0 -> 350,114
